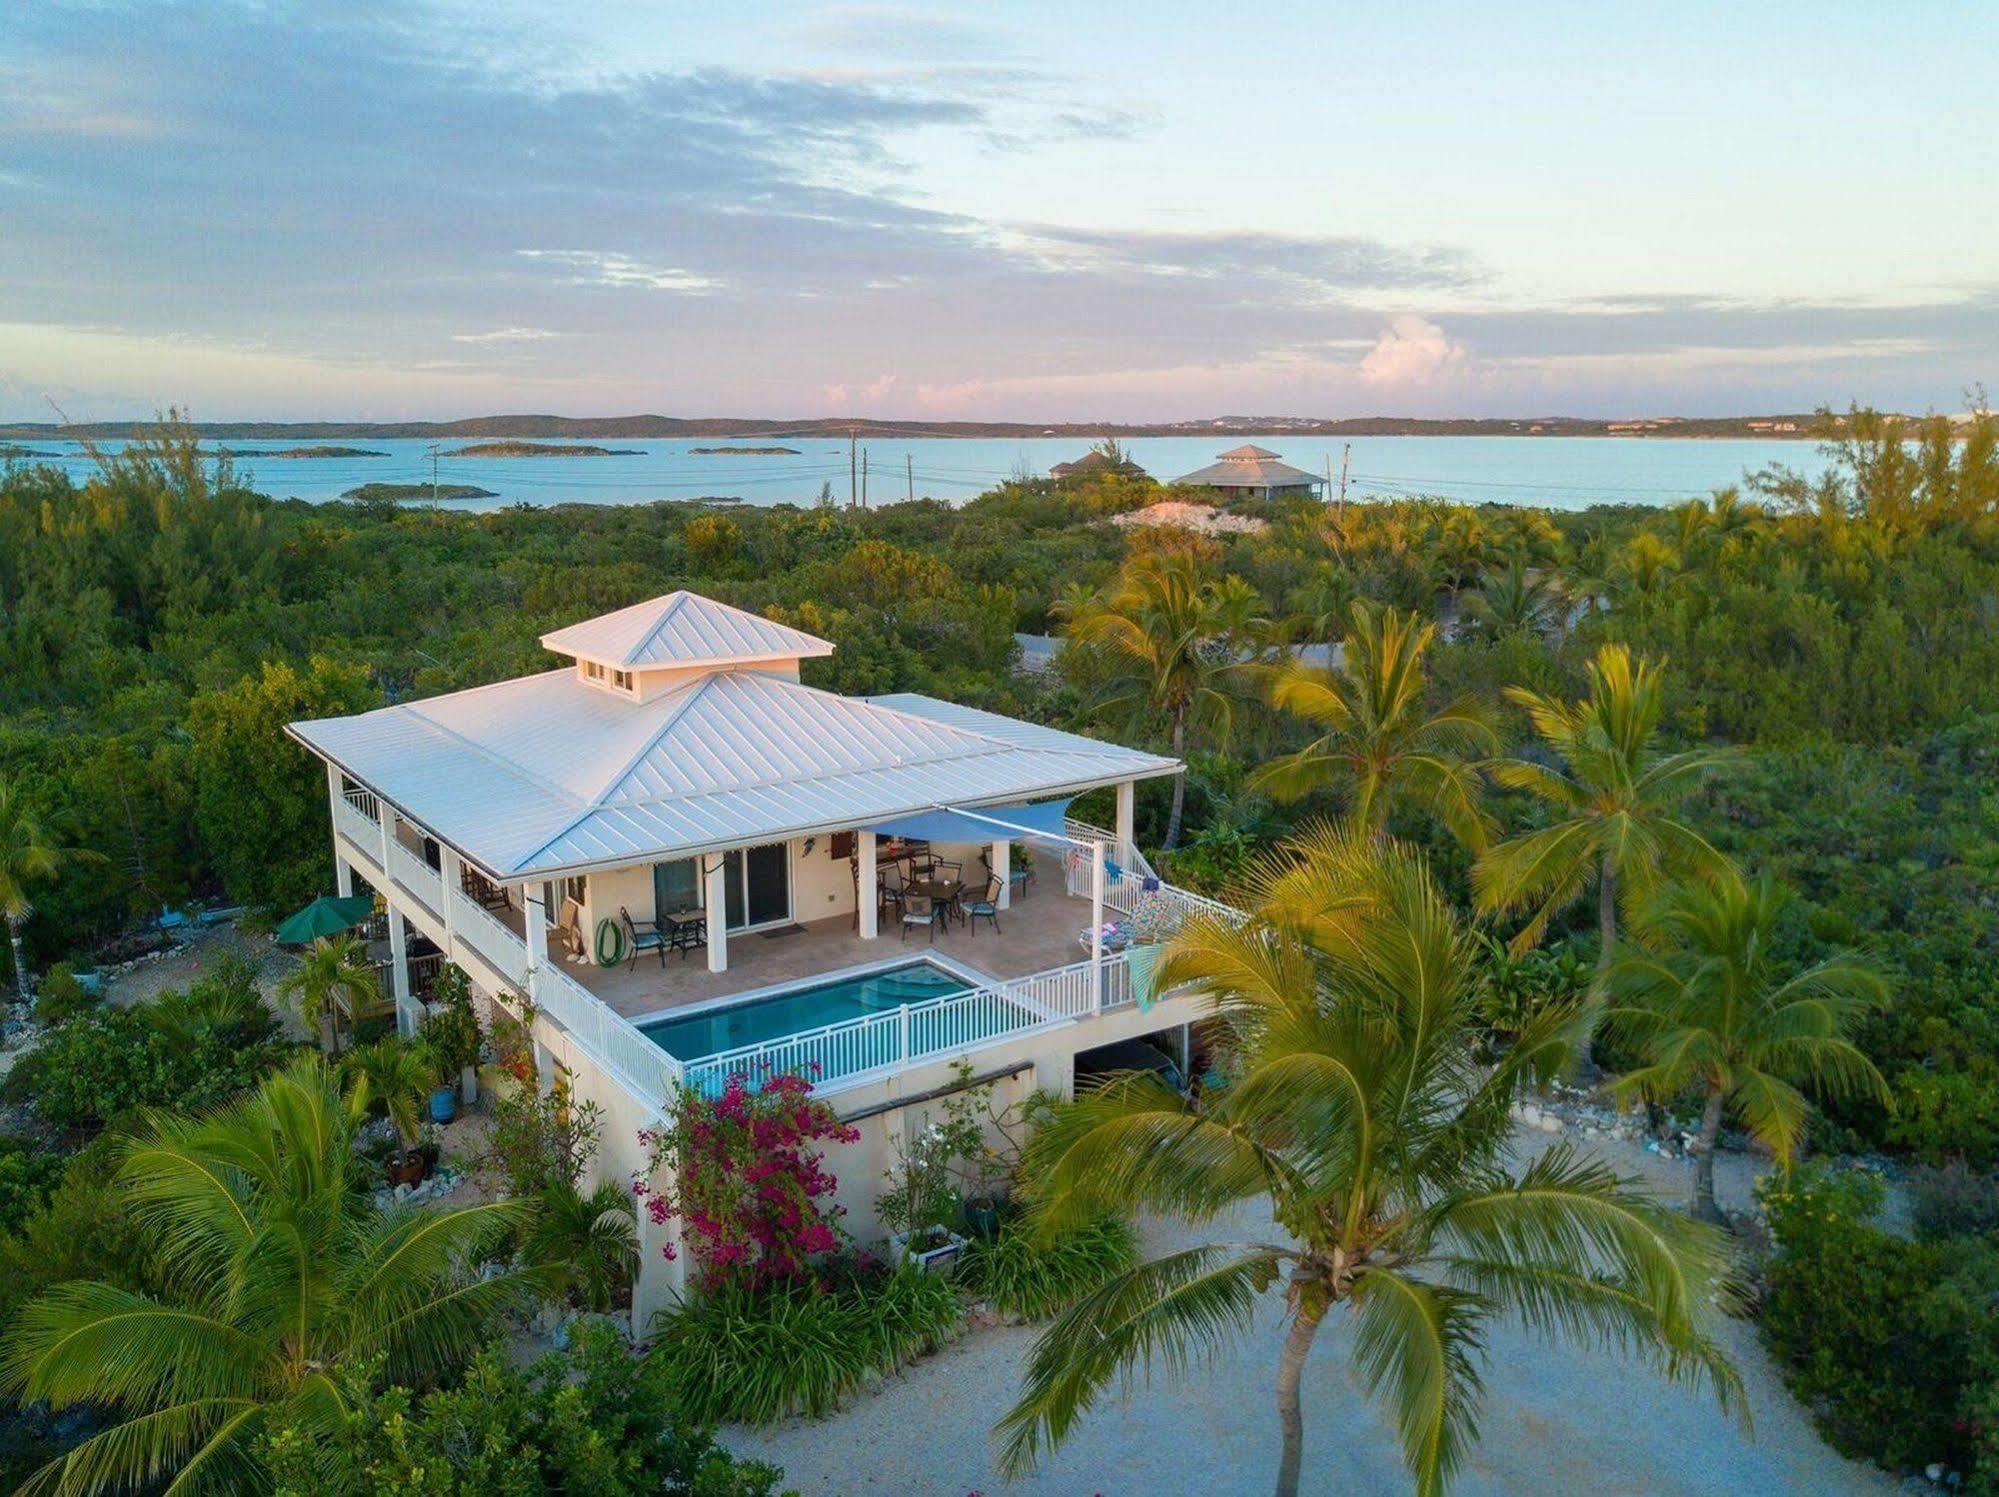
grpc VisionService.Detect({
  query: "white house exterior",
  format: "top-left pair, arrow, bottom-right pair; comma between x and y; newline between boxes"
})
288,591 -> 1234,1328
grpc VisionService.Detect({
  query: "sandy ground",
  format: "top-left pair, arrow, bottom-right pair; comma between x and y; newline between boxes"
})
726,1126 -> 1897,1497
1110,501 -> 1268,535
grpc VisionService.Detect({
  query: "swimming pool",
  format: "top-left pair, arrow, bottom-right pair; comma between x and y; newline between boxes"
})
640,958 -> 974,1062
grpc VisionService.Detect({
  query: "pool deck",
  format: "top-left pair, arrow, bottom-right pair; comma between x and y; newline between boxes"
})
554,851 -> 1094,1025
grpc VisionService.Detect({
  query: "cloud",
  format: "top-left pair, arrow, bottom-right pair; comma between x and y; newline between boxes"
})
449,326 -> 559,343
515,253 -> 724,295
1359,316 -> 1472,386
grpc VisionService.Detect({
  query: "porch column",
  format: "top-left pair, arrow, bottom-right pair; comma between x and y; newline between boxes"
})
704,856 -> 728,973
386,912 -> 416,1037
325,764 -> 353,896
1090,838 -> 1105,1008
438,847 -> 462,961
857,832 -> 879,939
1114,779 -> 1136,855
520,882 -> 554,1093
991,838 -> 1011,909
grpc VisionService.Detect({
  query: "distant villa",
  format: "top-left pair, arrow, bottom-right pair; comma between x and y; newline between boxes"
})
1050,449 -> 1148,481
1173,443 -> 1323,499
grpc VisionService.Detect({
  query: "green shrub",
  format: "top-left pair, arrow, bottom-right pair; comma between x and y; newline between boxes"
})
652,1260 -> 962,1424
31,964 -> 95,1027
957,1214 -> 1136,1320
4,958 -> 291,1133
266,1320 -> 787,1496
0,1137 -> 67,1234
1758,1164 -> 1999,1475
1912,1161 -> 1999,1241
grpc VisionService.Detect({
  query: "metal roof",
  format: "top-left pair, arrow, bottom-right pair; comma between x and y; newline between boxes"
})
538,591 -> 833,668
1173,444 -> 1321,489
292,670 -> 1178,881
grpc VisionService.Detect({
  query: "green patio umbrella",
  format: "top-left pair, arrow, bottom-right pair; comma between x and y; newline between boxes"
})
274,894 -> 376,946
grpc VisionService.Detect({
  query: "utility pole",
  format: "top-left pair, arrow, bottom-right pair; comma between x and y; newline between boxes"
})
848,426 -> 858,509
861,448 -> 869,509
427,443 -> 441,505
906,452 -> 914,503
1337,441 -> 1351,519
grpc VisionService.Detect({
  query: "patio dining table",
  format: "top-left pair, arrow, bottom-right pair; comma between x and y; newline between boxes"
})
906,877 -> 968,924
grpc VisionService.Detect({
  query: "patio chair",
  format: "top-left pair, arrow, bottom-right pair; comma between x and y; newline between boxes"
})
962,876 -> 1003,937
620,907 -> 667,970
900,894 -> 940,942
878,867 -> 906,919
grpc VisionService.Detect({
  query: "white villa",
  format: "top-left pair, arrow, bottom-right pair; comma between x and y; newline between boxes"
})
289,590 -> 1234,1325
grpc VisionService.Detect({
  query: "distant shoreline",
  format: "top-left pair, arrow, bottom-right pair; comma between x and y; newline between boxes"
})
0,414 -> 1857,443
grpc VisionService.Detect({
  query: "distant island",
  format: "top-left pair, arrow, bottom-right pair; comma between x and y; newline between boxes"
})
0,413 -> 1875,443
446,441 -> 640,457
341,482 -> 495,502
0,445 -> 58,459
688,445 -> 800,455
222,445 -> 386,458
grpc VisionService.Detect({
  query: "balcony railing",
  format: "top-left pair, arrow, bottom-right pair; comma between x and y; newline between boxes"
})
331,793 -> 379,853
539,965 -> 685,1099
385,837 -> 444,915
448,887 -> 529,988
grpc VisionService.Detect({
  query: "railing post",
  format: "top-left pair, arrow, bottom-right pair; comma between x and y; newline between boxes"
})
1090,839 -> 1105,1010
898,1004 -> 911,1064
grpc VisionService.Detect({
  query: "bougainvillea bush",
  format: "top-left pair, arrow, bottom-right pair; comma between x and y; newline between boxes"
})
637,1071 -> 859,1290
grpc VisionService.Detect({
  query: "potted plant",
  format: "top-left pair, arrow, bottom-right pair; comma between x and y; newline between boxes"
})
878,1075 -> 993,1272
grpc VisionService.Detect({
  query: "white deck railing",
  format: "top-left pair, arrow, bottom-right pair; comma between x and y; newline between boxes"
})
681,977 -> 1055,1099
539,965 -> 685,1097
385,837 -> 444,915
448,887 -> 529,988
331,793 -> 379,853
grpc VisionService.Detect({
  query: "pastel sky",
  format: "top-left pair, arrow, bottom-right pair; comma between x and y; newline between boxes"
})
2,1 -> 1993,421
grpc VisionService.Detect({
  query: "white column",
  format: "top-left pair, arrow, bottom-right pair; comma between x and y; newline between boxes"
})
704,856 -> 729,973
1114,780 -> 1136,855
520,882 -> 554,1093
386,912 -> 416,1037
1090,839 -> 1105,1007
992,837 -> 1011,909
857,832 -> 879,939
325,765 -> 352,897
439,848 -> 462,961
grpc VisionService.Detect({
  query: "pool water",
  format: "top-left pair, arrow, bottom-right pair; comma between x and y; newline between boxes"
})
641,959 -> 971,1061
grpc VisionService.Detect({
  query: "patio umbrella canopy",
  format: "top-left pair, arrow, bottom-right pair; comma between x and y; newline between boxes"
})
275,894 -> 375,946
864,798 -> 1076,847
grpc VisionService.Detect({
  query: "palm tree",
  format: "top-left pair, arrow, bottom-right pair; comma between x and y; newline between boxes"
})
1284,561 -> 1359,649
277,933 -> 381,1053
1605,869 -> 1889,1222
0,1056 -> 535,1494
998,830 -> 1739,1497
524,1179 -> 640,1313
1254,603 -> 1496,851
0,778 -> 90,1005
1064,551 -> 1260,849
1474,644 -> 1733,967
344,1036 -> 441,1152
1461,561 -> 1563,641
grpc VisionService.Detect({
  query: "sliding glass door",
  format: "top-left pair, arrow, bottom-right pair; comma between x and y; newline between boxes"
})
656,844 -> 791,931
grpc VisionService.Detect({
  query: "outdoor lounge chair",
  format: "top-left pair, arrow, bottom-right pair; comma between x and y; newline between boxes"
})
621,907 -> 667,970
962,876 -> 1003,936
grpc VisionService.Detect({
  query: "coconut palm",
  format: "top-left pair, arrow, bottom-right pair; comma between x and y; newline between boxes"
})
0,1055 -> 535,1495
1474,644 -> 1733,969
1254,603 -> 1496,851
0,778 -> 92,1005
1605,869 -> 1889,1222
999,830 -> 1739,1497
1284,561 -> 1359,649
1064,551 -> 1261,849
277,933 -> 381,1053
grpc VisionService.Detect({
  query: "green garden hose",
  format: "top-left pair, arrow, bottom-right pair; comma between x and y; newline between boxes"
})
594,917 -> 626,968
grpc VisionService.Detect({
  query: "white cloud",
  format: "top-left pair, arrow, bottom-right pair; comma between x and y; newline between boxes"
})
448,326 -> 558,343
1358,315 -> 1471,387
516,251 -> 723,294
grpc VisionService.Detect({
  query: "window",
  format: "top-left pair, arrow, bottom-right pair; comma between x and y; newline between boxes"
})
612,668 -> 631,691
584,661 -> 603,681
